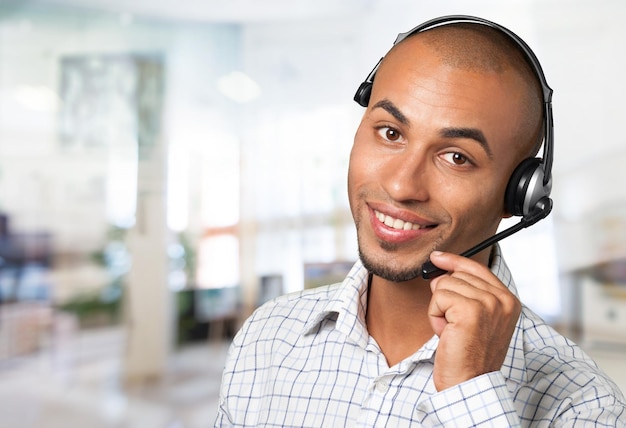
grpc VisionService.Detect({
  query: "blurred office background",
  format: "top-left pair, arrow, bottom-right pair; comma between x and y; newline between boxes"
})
0,0 -> 625,426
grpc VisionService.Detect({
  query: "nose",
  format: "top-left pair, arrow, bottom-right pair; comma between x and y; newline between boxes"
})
381,148 -> 431,203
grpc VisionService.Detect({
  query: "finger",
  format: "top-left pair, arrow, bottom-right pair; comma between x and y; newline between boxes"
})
428,286 -> 486,335
433,284 -> 505,320
432,274 -> 498,302
428,290 -> 453,336
435,269 -> 518,315
429,250 -> 492,277
428,278 -> 520,339
429,251 -> 501,290
432,270 -> 509,300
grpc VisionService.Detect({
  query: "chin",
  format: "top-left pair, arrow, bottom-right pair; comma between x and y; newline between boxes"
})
359,248 -> 426,283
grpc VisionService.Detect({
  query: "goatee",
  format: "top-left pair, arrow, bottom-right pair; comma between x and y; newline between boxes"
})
358,245 -> 425,282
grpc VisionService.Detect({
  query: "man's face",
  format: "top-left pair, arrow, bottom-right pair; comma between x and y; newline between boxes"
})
348,37 -> 530,282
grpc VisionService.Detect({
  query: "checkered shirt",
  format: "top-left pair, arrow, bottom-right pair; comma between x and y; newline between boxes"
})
215,246 -> 626,427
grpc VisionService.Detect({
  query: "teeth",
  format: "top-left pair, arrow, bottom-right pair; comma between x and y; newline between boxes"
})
375,210 -> 423,231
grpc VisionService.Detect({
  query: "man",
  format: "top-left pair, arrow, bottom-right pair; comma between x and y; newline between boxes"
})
216,16 -> 626,427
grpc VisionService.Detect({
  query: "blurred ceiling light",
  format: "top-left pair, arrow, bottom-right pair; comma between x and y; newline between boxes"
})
14,85 -> 60,112
217,71 -> 261,103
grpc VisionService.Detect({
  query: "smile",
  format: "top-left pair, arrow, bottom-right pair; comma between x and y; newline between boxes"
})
374,210 -> 431,231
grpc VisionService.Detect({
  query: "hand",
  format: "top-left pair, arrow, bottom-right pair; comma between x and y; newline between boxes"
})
427,250 -> 521,391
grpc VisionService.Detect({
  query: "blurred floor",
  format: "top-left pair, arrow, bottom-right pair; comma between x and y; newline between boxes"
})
0,326 -> 230,428
0,326 -> 624,428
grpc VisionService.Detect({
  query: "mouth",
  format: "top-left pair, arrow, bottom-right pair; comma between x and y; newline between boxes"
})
373,209 -> 436,231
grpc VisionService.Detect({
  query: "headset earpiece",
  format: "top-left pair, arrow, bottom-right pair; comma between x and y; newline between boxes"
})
354,81 -> 373,107
504,157 -> 551,217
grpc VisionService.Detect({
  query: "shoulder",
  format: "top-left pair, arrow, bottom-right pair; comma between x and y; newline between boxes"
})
519,305 -> 593,367
251,283 -> 341,322
517,306 -> 625,412
233,283 -> 342,346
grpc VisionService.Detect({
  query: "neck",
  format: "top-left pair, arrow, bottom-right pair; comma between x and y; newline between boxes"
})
365,274 -> 435,367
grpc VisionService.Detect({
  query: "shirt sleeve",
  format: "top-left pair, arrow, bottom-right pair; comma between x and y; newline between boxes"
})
214,350 -> 235,427
414,371 -> 521,427
414,371 -> 626,427
213,322 -> 247,428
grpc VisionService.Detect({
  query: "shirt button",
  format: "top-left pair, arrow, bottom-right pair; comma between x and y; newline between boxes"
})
376,380 -> 389,393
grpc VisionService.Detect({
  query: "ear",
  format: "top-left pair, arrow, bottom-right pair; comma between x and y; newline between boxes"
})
501,196 -> 514,219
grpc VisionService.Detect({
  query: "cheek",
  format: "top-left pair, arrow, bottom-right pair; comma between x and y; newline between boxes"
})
347,143 -> 366,212
348,134 -> 379,194
444,180 -> 506,231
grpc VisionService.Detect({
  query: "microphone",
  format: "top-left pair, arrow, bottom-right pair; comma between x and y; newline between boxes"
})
421,197 -> 553,279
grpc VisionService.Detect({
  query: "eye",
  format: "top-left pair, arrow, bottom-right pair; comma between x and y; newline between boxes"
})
376,126 -> 403,142
441,151 -> 471,166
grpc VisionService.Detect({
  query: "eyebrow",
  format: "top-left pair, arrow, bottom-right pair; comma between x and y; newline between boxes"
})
372,99 -> 410,126
440,127 -> 493,158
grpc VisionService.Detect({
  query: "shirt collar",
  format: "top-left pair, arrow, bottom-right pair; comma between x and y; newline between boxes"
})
301,244 -> 528,384
302,261 -> 371,347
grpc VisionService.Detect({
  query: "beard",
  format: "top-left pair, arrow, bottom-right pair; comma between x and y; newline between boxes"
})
358,237 -> 430,283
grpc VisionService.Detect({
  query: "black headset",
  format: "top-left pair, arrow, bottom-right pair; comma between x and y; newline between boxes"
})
353,15 -> 553,219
